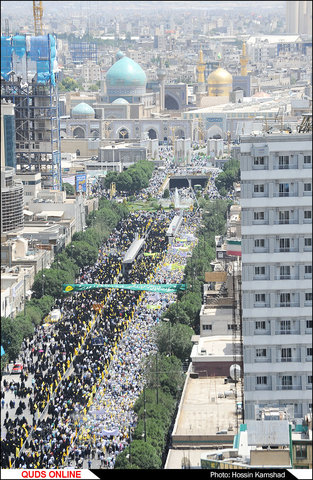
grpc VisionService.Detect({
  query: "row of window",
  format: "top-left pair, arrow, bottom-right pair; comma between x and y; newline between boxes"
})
256,375 -> 312,386
254,237 -> 312,249
255,319 -> 312,331
253,182 -> 312,195
252,210 -> 312,222
253,155 -> 311,167
254,292 -> 312,307
253,264 -> 312,278
255,347 -> 312,358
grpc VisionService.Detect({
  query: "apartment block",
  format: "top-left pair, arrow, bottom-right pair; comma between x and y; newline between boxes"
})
240,129 -> 312,421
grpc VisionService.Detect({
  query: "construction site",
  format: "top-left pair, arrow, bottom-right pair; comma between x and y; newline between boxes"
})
1,1 -> 61,190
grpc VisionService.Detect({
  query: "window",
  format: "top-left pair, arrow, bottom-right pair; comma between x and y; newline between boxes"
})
304,238 -> 312,247
304,183 -> 312,192
257,376 -> 267,385
280,266 -> 290,279
308,376 -> 312,384
228,324 -> 238,330
279,211 -> 290,224
254,211 -> 265,220
280,320 -> 291,333
255,239 -> 265,248
280,293 -> 291,306
282,375 -> 292,386
254,184 -> 265,193
281,347 -> 292,361
279,155 -> 289,168
305,292 -> 312,302
307,348 -> 312,357
304,210 -> 312,220
279,238 -> 290,252
256,348 -> 267,357
305,265 -> 312,277
255,266 -> 265,275
304,155 -> 311,164
203,324 -> 212,331
256,321 -> 266,330
306,320 -> 312,329
279,183 -> 289,196
295,445 -> 307,459
254,156 -> 265,165
255,293 -> 266,303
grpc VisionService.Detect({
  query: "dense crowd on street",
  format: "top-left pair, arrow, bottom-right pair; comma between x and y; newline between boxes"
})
1,208 -> 187,469
0,146 -> 230,470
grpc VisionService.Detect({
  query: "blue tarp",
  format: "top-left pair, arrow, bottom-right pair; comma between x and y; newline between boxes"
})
1,36 -> 12,80
1,345 -> 5,356
12,35 -> 26,58
1,34 -> 56,85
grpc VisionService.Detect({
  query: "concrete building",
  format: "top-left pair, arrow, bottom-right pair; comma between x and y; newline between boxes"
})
286,1 -> 312,35
1,100 -> 16,169
1,167 -> 24,235
240,125 -> 312,421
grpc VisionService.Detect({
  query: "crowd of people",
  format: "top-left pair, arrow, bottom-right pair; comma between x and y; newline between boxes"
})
1,208 -> 187,469
1,145 -> 229,470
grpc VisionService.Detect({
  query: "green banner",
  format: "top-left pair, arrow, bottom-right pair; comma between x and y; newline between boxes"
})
63,283 -> 187,294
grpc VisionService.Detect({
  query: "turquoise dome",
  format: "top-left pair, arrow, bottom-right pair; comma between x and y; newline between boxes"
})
72,102 -> 95,116
112,97 -> 129,105
106,55 -> 147,88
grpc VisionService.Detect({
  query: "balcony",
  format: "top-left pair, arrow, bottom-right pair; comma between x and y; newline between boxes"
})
274,247 -> 298,253
274,274 -> 299,280
273,219 -> 298,225
275,329 -> 300,335
273,163 -> 298,170
254,303 -> 270,308
275,302 -> 300,308
273,192 -> 298,198
255,357 -> 272,363
255,384 -> 272,390
277,356 -> 301,363
254,329 -> 271,335
276,385 -> 301,390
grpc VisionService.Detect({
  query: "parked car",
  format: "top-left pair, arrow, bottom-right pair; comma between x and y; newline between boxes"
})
11,363 -> 23,374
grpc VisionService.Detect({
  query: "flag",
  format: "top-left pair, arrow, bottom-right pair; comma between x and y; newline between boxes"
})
226,239 -> 241,256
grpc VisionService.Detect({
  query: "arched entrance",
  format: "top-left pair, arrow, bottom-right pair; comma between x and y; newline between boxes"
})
165,94 -> 179,110
147,128 -> 157,140
175,128 -> 185,139
73,126 -> 85,138
207,125 -> 223,139
118,128 -> 129,139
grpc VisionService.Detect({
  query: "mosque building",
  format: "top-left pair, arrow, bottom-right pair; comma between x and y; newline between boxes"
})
61,50 -> 195,148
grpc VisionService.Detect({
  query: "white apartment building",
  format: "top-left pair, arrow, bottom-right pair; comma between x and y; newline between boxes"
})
240,130 -> 312,422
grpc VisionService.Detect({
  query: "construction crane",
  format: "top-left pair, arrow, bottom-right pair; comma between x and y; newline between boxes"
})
33,1 -> 43,36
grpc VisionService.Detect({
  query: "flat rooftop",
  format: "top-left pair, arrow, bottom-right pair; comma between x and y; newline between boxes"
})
172,375 -> 242,448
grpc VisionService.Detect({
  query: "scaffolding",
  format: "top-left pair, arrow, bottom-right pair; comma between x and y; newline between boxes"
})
1,34 -> 61,190
69,41 -> 98,64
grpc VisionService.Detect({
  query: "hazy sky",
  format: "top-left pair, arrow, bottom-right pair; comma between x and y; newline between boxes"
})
1,0 -> 286,16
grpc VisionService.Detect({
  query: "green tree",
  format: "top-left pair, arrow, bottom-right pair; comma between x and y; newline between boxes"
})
1,316 -> 25,362
58,76 -> 80,92
118,440 -> 162,469
156,323 -> 194,362
62,182 -> 75,196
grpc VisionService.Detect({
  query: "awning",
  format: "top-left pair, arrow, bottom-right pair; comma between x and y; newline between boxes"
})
23,210 -> 34,216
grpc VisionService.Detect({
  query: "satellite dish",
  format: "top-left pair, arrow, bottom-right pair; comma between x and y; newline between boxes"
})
230,364 -> 241,381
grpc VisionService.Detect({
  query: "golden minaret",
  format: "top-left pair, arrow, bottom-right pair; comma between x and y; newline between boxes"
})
197,48 -> 205,84
240,41 -> 248,76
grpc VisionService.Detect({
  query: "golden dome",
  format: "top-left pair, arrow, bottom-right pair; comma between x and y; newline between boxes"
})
207,67 -> 232,85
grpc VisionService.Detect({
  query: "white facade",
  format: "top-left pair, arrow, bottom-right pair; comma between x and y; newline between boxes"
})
240,132 -> 312,421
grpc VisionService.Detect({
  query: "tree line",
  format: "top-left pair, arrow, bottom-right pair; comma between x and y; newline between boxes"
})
1,199 -> 128,370
114,197 -> 232,469
104,160 -> 155,195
